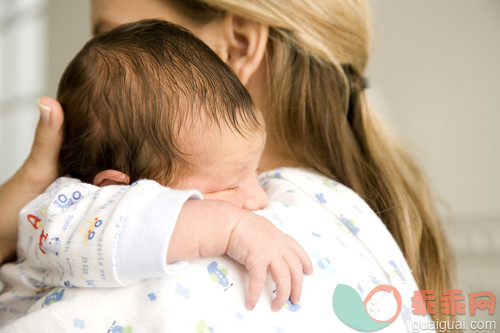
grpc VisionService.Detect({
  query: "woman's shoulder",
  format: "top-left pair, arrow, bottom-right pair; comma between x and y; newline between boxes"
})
260,167 -> 360,195
258,167 -> 370,215
258,167 -> 396,249
256,167 -> 421,330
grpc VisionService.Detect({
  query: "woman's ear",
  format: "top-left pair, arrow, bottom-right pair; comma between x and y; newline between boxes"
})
93,169 -> 130,187
221,14 -> 269,85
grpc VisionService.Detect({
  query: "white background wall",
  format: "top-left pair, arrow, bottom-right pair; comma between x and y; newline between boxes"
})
367,0 -> 500,328
0,0 -> 90,184
1,0 -> 498,329
0,0 -> 49,179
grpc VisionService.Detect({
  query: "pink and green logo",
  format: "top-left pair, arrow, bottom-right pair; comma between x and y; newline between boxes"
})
332,284 -> 402,331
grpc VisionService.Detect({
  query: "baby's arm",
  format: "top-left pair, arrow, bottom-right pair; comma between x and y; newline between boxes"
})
168,199 -> 313,311
17,177 -> 201,288
19,178 -> 312,310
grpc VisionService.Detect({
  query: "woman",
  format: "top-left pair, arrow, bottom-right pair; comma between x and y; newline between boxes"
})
0,0 -> 453,329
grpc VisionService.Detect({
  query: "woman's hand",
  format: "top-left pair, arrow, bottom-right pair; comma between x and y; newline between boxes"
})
0,97 -> 64,263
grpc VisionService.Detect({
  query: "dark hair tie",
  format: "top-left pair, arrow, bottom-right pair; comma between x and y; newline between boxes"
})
342,64 -> 368,93
341,64 -> 368,123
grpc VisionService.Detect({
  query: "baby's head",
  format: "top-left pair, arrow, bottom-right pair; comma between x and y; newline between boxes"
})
57,19 -> 266,210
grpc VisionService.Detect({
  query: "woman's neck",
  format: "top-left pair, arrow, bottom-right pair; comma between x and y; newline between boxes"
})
259,133 -> 304,171
246,59 -> 303,171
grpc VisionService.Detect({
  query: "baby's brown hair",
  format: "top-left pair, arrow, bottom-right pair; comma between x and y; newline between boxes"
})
57,19 -> 262,185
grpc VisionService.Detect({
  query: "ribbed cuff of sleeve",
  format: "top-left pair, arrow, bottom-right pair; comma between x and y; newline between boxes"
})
115,183 -> 202,285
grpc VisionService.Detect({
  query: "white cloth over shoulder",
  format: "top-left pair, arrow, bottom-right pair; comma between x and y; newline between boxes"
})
0,168 -> 435,332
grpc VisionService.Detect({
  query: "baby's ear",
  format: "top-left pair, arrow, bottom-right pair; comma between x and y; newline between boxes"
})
93,169 -> 130,187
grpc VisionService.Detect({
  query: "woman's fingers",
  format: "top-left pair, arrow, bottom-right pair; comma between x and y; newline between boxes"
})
24,97 -> 64,190
32,97 -> 64,165
0,97 -> 64,263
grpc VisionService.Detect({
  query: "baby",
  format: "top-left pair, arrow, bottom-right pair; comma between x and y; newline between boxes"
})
0,20 -> 311,326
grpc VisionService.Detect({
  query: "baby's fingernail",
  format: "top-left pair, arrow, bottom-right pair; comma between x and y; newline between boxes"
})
37,98 -> 51,123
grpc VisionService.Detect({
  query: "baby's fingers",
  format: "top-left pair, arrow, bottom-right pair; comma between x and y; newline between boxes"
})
286,256 -> 304,305
291,239 -> 313,275
270,260 -> 292,312
246,267 -> 267,311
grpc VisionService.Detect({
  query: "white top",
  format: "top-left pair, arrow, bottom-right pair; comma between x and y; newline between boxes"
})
0,167 -> 434,332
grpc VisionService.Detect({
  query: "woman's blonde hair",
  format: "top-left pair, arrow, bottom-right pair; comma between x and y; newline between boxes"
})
170,0 -> 454,325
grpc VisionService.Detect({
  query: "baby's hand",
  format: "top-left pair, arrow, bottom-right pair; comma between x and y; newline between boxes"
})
226,211 -> 313,312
